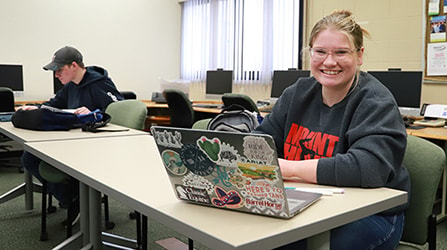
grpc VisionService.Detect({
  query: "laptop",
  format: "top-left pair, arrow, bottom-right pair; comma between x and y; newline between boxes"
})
0,111 -> 14,122
150,126 -> 322,219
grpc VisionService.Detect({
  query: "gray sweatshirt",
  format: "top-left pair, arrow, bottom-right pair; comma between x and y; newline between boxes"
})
255,71 -> 410,214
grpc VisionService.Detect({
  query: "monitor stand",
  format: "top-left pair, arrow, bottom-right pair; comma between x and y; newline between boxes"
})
205,93 -> 224,101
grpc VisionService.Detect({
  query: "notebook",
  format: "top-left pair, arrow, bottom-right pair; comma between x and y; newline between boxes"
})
150,126 -> 322,219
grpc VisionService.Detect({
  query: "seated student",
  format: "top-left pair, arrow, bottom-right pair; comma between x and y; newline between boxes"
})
254,10 -> 410,250
19,46 -> 124,225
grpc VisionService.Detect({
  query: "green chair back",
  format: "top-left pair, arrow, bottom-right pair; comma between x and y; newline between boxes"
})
222,93 -> 259,113
39,161 -> 71,184
397,135 -> 445,249
105,100 -> 148,130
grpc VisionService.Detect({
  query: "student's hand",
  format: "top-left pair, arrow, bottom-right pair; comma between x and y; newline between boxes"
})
278,158 -> 296,178
17,105 -> 38,111
278,158 -> 318,183
74,106 -> 91,115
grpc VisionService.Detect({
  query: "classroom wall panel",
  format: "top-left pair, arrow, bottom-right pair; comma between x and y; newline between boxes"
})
304,0 -> 432,104
0,0 -> 181,101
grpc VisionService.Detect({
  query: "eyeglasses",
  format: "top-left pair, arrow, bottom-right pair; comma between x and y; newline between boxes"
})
309,47 -> 359,62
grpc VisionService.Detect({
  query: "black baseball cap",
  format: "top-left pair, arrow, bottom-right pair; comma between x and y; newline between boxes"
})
43,46 -> 83,71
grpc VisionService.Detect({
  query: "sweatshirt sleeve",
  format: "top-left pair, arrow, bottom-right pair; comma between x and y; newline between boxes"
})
317,92 -> 407,188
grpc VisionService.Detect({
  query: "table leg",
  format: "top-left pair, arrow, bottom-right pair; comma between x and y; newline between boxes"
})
89,187 -> 102,249
80,182 -> 90,246
307,231 -> 330,250
0,169 -> 41,210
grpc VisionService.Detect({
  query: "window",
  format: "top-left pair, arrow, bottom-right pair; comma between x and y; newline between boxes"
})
181,0 -> 303,85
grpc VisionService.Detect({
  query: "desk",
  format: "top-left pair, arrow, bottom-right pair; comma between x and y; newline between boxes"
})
143,100 -> 222,129
24,135 -> 407,250
0,121 -> 147,210
407,126 -> 447,221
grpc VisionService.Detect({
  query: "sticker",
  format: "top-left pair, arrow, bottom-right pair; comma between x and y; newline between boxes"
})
218,142 -> 239,166
228,170 -> 251,188
175,184 -> 211,205
152,129 -> 182,148
182,172 -> 215,194
245,196 -> 284,212
197,136 -> 220,161
243,136 -> 275,164
237,162 -> 278,181
211,186 -> 244,208
244,184 -> 284,199
161,150 -> 188,175
181,144 -> 216,176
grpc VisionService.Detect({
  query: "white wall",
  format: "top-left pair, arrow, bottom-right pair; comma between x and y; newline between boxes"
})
0,0 -> 181,101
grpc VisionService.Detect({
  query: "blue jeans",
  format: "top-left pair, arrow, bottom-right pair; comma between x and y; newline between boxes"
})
21,151 -> 78,208
275,212 -> 405,250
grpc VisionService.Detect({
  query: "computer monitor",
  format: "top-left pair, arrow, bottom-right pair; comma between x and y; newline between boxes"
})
0,64 -> 24,92
368,71 -> 422,109
53,71 -> 64,94
205,70 -> 233,99
271,70 -> 310,98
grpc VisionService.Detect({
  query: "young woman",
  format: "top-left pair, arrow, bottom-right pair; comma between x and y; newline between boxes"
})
255,10 -> 410,249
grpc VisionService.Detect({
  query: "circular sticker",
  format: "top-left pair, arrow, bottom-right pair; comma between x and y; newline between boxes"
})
180,144 -> 216,176
162,150 -> 188,175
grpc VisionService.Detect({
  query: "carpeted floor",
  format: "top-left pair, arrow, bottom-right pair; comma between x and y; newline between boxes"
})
0,165 -> 211,250
1,164 -> 447,250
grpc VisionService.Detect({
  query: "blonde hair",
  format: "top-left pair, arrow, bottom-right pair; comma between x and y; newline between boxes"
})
308,10 -> 370,50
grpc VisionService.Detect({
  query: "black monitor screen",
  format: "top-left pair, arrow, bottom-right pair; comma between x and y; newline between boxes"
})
368,71 -> 422,108
0,64 -> 24,91
206,70 -> 233,98
271,70 -> 310,98
53,71 -> 64,94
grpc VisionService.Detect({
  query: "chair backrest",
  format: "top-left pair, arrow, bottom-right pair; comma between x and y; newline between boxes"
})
399,135 -> 445,247
0,87 -> 15,112
119,91 -> 137,100
105,100 -> 148,130
163,89 -> 195,128
222,93 -> 259,113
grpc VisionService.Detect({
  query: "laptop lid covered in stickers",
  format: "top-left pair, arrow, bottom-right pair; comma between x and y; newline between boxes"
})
150,126 -> 321,219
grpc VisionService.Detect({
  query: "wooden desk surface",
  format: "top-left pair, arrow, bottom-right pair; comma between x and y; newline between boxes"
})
24,135 -> 407,249
407,126 -> 447,140
142,100 -> 223,114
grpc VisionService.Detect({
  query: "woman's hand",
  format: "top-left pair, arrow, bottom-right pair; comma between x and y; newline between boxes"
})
278,158 -> 318,183
278,158 -> 296,178
74,106 -> 91,115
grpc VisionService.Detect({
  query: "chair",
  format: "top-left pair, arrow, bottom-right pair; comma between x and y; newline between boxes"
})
396,135 -> 445,250
39,100 -> 148,243
0,87 -> 23,173
120,91 -> 137,100
162,89 -> 195,128
39,161 -> 76,241
0,87 -> 15,112
221,93 -> 259,113
105,99 -> 149,248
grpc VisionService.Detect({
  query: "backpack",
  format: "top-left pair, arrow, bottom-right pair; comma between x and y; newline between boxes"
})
11,106 -> 110,131
207,104 -> 260,133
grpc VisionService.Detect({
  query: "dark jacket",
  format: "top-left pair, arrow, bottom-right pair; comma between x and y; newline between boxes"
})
44,66 -> 123,111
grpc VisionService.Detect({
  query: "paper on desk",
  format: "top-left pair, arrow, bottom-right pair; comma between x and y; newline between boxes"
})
424,104 -> 447,119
